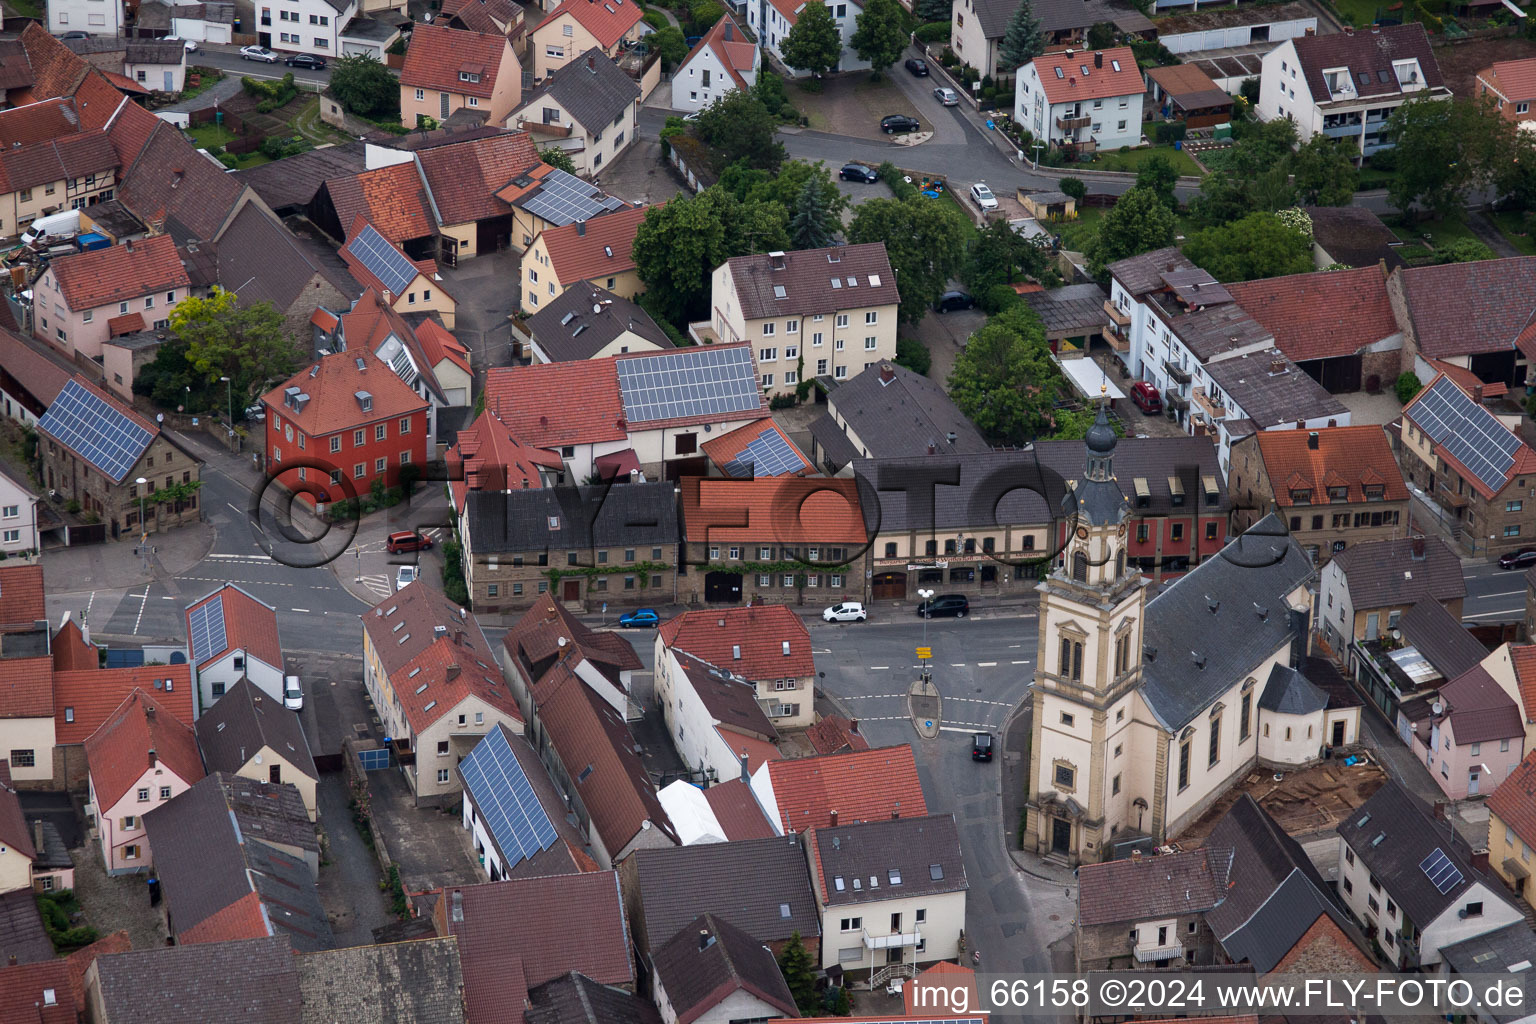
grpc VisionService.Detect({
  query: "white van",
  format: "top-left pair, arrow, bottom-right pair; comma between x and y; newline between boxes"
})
21,210 -> 81,246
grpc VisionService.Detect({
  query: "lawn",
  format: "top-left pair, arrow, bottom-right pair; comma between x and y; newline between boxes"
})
1489,211 -> 1536,256
1355,164 -> 1395,190
182,122 -> 270,168
1047,206 -> 1105,252
1089,144 -> 1202,177
1385,213 -> 1480,248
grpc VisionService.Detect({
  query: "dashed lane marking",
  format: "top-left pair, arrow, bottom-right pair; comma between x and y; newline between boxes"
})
869,665 -> 889,670
950,663 -> 966,667
132,584 -> 149,635
292,608 -> 310,613
1012,659 -> 1030,664
978,661 -> 997,667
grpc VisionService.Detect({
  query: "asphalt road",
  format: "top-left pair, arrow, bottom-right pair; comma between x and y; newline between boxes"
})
189,44 -> 333,88
1461,559 -> 1530,623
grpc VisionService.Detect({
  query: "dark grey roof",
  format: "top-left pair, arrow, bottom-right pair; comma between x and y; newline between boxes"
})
1290,22 -> 1445,104
195,677 -> 318,782
0,889 -> 50,966
1202,350 -> 1348,429
1400,599 -> 1486,680
631,834 -> 821,951
1440,924 -> 1536,1023
811,813 -> 967,907
518,49 -> 638,134
93,936 -> 302,1023
1259,663 -> 1328,716
341,16 -> 402,41
675,651 -> 778,742
1141,514 -> 1314,731
826,361 -> 991,461
807,412 -> 861,472
526,971 -> 663,1024
724,243 -> 899,321
1107,246 -> 1189,297
242,838 -> 334,951
28,818 -> 70,870
1336,779 -> 1501,928
1078,846 -> 1232,925
235,142 -> 367,212
1329,536 -> 1465,610
135,1 -> 173,29
1299,655 -> 1363,710
1023,285 -> 1112,335
973,0 -> 1140,37
1168,302 -> 1274,363
78,199 -> 145,239
295,938 -> 466,1024
216,204 -> 357,314
126,39 -> 187,63
212,771 -> 318,854
1302,206 -> 1406,272
527,285 -> 673,362
464,481 -> 678,554
650,913 -> 798,1023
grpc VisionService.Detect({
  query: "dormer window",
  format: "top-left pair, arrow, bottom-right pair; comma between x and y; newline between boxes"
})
1327,485 -> 1348,502
459,71 -> 481,83
1394,59 -> 1422,88
1290,488 -> 1312,505
1323,68 -> 1352,98
1364,484 -> 1385,501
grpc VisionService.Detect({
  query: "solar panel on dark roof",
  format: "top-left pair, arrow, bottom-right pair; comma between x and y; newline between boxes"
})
1410,376 -> 1519,494
348,223 -> 416,296
459,729 -> 559,867
37,379 -> 155,482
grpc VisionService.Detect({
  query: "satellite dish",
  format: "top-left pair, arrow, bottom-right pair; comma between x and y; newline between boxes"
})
156,413 -> 164,423
593,304 -> 601,314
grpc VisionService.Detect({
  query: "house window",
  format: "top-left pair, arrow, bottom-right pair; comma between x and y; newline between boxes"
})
438,768 -> 451,783
1178,739 -> 1190,790
330,436 -> 341,454
123,845 -> 140,860
121,816 -> 137,831
159,786 -> 171,799
1345,847 -> 1355,865
1061,712 -> 1075,727
9,749 -> 33,768
415,88 -> 425,100
1208,715 -> 1221,767
375,424 -> 387,442
354,429 -> 365,446
1054,764 -> 1074,788
137,788 -> 150,802
375,458 -> 387,473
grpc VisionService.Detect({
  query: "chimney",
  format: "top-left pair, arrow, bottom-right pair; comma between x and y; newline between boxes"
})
927,443 -> 936,455
145,703 -> 156,722
576,220 -> 586,236
768,250 -> 786,270
1269,358 -> 1286,375
1473,384 -> 1484,403
1433,801 -> 1448,821
446,662 -> 461,680
829,809 -> 838,827
147,747 -> 157,768
698,928 -> 714,951
946,431 -> 957,445
879,363 -> 895,384
891,809 -> 899,819
1304,24 -> 1315,33
849,719 -> 859,734
1094,51 -> 1102,68
588,54 -> 596,71
455,629 -> 466,646
1065,47 -> 1074,58
124,238 -> 134,253
6,955 -> 13,967
1307,431 -> 1319,450
1411,536 -> 1426,560
739,750 -> 750,783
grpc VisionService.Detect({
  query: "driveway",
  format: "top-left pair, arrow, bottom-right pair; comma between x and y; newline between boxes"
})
910,306 -> 985,385
788,74 -> 922,141
438,249 -> 523,387
316,773 -> 391,948
365,768 -> 482,893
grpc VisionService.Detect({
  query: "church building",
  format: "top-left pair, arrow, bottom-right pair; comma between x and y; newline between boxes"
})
1022,404 -> 1322,865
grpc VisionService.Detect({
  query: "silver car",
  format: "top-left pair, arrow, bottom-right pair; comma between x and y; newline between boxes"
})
933,86 -> 959,106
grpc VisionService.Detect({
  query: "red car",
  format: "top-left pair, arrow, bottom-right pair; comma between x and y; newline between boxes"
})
1130,381 -> 1163,415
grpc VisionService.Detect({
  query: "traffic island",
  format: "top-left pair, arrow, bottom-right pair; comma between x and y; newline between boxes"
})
909,677 -> 940,738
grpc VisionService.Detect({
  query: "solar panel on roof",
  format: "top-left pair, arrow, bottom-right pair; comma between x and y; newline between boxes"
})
721,426 -> 810,478
458,729 -> 559,867
37,379 -> 155,482
188,595 -> 228,665
347,223 -> 416,296
520,169 -> 625,227
616,347 -> 761,423
1410,376 -> 1520,494
1420,847 -> 1464,894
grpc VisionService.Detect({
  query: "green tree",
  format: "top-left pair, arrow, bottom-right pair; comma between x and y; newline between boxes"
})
538,147 -> 575,174
1058,176 -> 1087,203
1085,186 -> 1174,278
1289,135 -> 1358,206
1134,153 -> 1179,210
778,932 -> 819,1015
167,289 -> 301,414
327,54 -> 399,117
1394,372 -> 1423,405
1049,405 -> 1124,440
1087,21 -> 1117,49
789,174 -> 838,249
649,25 -> 689,68
1183,210 -> 1313,283
963,217 -> 1054,292
847,196 -> 969,324
895,336 -> 932,375
851,0 -> 908,76
915,0 -> 951,21
1431,238 -> 1496,264
1383,96 -> 1511,221
999,0 -> 1043,69
947,303 -> 1059,444
690,0 -> 725,29
631,187 -> 790,324
1187,118 -> 1299,226
726,159 -> 849,224
781,1 -> 842,77
692,89 -> 785,172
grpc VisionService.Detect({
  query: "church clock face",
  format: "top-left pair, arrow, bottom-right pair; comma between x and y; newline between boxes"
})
1075,526 -> 1089,539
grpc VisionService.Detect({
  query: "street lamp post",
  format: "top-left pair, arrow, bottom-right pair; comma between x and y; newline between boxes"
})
135,476 -> 149,569
918,587 -> 934,683
219,375 -> 233,441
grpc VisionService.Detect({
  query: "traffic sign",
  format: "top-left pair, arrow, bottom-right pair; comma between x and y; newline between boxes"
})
917,646 -> 932,659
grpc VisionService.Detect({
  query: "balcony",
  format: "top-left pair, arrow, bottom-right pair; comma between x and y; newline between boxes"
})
1191,386 -> 1226,420
1164,361 -> 1191,385
1103,299 -> 1130,327
1133,942 -> 1186,963
863,928 -> 923,949
1101,326 -> 1129,353
1056,113 -> 1091,131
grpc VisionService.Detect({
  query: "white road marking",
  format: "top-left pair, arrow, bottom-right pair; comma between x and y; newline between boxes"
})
132,584 -> 149,635
291,608 -> 310,613
161,595 -> 175,600
977,661 -> 997,667
1008,644 -> 1021,648
226,502 -> 244,516
1463,609 -> 1521,620
869,665 -> 889,670
938,726 -> 977,734
1473,589 -> 1526,599
1012,659 -> 1030,665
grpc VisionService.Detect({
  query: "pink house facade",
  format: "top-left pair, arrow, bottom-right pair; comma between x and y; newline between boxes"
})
1411,666 -> 1526,800
31,235 -> 189,362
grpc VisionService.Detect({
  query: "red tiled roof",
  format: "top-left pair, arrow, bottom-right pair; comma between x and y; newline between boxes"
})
1488,748 -> 1536,846
0,330 -> 70,408
177,890 -> 270,946
593,448 -> 639,480
679,475 -> 866,545
1426,359 -> 1492,397
1396,257 -> 1536,359
107,312 -> 145,337
64,931 -> 131,1014
0,958 -> 74,1024
699,418 -> 812,477
446,408 -> 560,509
1254,426 -> 1406,507
18,25 -> 90,105
0,96 -> 81,145
483,360 -> 625,447
47,235 -> 189,313
104,97 -> 160,168
116,121 -> 246,242
1227,266 -> 1399,364
310,308 -> 339,332
701,778 -> 775,839
805,713 -> 870,755
763,745 -> 926,832
0,656 -> 52,719
185,584 -> 282,673
0,760 -> 35,860
101,70 -> 147,94
416,133 -> 538,227
538,203 -> 650,284
0,564 -> 44,631
1438,665 -> 1525,744
490,159 -> 553,205
54,665 -> 194,745
416,318 -> 471,375
51,618 -> 96,672
905,962 -> 977,1016
83,688 -> 202,811
677,15 -> 756,90
338,215 -> 432,296
325,162 -> 436,246
540,0 -> 643,50
259,344 -> 429,440
659,605 -> 813,682
1479,58 -> 1536,102
1511,644 -> 1536,723
401,22 -> 510,99
0,130 -> 116,195
1031,47 -> 1141,104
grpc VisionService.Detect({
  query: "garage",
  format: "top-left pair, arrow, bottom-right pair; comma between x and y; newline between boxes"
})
704,571 -> 742,603
872,571 -> 907,600
476,214 -> 513,255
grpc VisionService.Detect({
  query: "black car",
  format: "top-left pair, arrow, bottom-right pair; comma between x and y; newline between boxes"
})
285,53 -> 327,69
839,162 -> 879,183
1499,548 -> 1536,570
972,732 -> 994,761
904,57 -> 929,76
934,290 -> 976,313
916,594 -> 969,618
881,114 -> 921,134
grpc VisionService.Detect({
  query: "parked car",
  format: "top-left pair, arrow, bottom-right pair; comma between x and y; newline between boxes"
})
240,45 -> 279,62
283,675 -> 303,711
619,608 -> 661,628
386,530 -> 433,554
167,37 -> 198,52
933,86 -> 959,105
839,162 -> 879,183
904,57 -> 929,76
285,53 -> 327,69
970,182 -> 998,210
972,732 -> 994,761
395,565 -> 419,591
881,114 -> 921,134
1130,381 -> 1163,415
1499,549 -> 1536,570
682,110 -> 702,121
823,602 -> 867,622
934,290 -> 976,313
916,594 -> 969,618
59,31 -> 91,39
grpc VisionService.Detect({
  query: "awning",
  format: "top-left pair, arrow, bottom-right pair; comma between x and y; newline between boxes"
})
865,930 -> 923,949
1503,857 -> 1530,881
1167,476 -> 1185,499
1133,477 -> 1151,500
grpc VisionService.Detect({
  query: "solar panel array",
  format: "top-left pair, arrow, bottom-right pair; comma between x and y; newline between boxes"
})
347,223 -> 416,296
37,379 -> 154,482
188,595 -> 228,666
1410,376 -> 1521,494
459,728 -> 559,867
616,347 -> 761,424
519,169 -> 626,227
1420,847 -> 1464,895
722,426 -> 809,478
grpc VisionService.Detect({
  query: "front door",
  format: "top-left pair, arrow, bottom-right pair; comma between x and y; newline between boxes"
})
1332,720 -> 1346,747
1051,818 -> 1071,854
440,91 -> 450,118
1469,771 -> 1480,796
164,71 -> 173,91
562,579 -> 580,601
